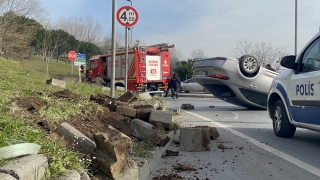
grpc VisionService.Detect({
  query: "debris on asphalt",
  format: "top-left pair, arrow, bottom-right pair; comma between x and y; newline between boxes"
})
165,150 -> 179,156
173,164 -> 196,171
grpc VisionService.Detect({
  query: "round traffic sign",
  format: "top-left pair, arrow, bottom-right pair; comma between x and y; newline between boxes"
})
117,6 -> 138,27
68,51 -> 77,61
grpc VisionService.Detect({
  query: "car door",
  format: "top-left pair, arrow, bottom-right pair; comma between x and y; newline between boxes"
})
287,37 -> 320,125
185,79 -> 195,91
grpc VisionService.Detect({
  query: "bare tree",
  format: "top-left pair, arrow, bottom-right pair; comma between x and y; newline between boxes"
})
233,40 -> 289,72
0,0 -> 45,57
98,32 -> 126,53
170,48 -> 184,63
55,15 -> 102,44
233,39 -> 254,57
191,49 -> 206,59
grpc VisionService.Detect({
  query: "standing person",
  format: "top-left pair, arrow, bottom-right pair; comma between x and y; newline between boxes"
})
169,73 -> 181,99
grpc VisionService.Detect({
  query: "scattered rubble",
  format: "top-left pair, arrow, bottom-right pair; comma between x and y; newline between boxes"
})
180,126 -> 211,152
173,164 -> 196,171
165,150 -> 179,156
180,103 -> 194,110
5,90 -> 175,180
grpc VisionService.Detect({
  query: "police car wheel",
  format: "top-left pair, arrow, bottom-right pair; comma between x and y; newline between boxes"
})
272,100 -> 296,138
239,55 -> 260,77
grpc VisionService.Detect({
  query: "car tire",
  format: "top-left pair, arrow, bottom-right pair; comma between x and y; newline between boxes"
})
272,100 -> 296,138
239,55 -> 260,77
185,91 -> 189,93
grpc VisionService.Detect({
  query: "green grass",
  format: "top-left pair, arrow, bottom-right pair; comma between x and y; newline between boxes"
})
0,57 -> 124,179
19,56 -> 80,78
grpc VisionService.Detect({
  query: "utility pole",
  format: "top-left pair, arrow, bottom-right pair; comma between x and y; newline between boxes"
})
125,27 -> 129,91
110,0 -> 117,97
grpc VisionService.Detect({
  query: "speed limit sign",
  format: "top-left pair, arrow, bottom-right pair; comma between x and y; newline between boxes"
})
117,6 -> 138,27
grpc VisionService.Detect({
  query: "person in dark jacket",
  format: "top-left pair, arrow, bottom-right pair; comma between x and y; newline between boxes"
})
169,73 -> 181,99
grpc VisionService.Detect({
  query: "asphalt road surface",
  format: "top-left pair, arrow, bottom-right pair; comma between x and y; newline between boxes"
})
151,97 -> 320,180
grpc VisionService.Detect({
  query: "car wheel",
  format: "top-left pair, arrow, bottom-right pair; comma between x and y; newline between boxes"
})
272,100 -> 296,138
239,55 -> 260,76
185,91 -> 190,93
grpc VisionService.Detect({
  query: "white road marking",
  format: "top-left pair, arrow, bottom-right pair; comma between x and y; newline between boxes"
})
183,110 -> 320,178
232,112 -> 238,120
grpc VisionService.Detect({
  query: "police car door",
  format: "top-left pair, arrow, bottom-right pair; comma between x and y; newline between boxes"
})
287,37 -> 320,125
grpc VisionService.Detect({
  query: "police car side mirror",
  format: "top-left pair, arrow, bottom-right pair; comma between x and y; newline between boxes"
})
280,55 -> 297,69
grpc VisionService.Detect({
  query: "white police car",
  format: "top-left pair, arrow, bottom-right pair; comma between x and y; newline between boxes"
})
268,31 -> 320,138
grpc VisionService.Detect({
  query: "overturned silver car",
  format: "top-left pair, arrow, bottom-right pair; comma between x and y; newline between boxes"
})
192,55 -> 278,109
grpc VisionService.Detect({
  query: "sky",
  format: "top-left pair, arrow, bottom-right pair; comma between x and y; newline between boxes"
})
42,0 -> 320,59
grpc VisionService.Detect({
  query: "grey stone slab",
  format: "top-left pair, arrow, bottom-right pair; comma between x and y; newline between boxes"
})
130,119 -> 157,141
56,170 -> 80,180
56,122 -> 96,153
0,154 -> 48,180
180,127 -> 203,152
138,92 -> 152,100
0,173 -> 16,180
51,78 -> 66,88
149,110 -> 173,130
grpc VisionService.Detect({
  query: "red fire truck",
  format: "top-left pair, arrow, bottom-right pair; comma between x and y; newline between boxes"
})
83,43 -> 174,92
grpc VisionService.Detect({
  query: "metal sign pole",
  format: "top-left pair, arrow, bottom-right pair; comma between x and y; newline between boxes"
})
111,0 -> 117,97
125,27 -> 129,91
71,62 -> 73,81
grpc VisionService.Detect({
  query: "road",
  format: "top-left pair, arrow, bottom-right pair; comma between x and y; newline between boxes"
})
151,97 -> 320,180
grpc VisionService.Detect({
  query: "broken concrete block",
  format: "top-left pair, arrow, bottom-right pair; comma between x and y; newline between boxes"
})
115,106 -> 137,118
196,125 -> 219,140
138,92 -> 152,100
56,122 -> 96,153
50,78 -> 66,88
180,126 -> 210,152
173,108 -> 180,113
210,127 -> 220,140
149,110 -> 173,130
173,129 -> 180,144
148,132 -> 170,147
130,119 -> 157,141
180,103 -> 191,109
93,127 -> 133,179
136,108 -> 153,121
0,173 -> 16,180
133,103 -> 154,109
110,101 -> 134,112
186,105 -> 194,109
117,91 -> 138,103
0,155 -> 48,180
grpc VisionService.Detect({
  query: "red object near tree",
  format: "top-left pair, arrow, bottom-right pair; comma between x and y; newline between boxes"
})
68,51 -> 77,61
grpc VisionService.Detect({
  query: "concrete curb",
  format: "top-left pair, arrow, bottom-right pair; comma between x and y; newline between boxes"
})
137,131 -> 175,180
56,122 -> 96,153
0,154 -> 48,180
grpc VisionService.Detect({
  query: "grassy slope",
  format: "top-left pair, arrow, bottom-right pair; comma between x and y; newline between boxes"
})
19,56 -> 81,79
0,57 -> 123,179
